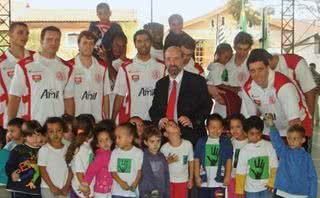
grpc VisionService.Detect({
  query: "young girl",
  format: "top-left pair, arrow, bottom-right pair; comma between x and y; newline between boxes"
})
38,117 -> 72,198
109,122 -> 143,197
206,43 -> 233,118
80,126 -> 114,198
129,116 -> 145,148
65,114 -> 94,198
6,120 -> 42,198
61,114 -> 75,146
227,114 -> 248,198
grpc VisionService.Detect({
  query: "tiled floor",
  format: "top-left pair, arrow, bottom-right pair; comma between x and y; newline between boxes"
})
311,125 -> 320,197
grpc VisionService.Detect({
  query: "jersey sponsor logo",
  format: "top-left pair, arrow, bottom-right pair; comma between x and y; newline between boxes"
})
40,89 -> 60,99
152,70 -> 161,80
138,87 -> 154,97
74,76 -> 82,84
95,73 -> 103,83
56,71 -> 65,81
81,90 -> 98,100
131,74 -> 140,82
7,70 -> 14,78
32,74 -> 42,82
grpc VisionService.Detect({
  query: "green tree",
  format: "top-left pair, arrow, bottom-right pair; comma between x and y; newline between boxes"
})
228,0 -> 260,27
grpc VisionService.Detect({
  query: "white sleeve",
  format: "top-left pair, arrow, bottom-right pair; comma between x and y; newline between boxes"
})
160,145 -> 168,157
37,146 -> 48,166
135,150 -> 143,170
187,141 -> 194,161
9,64 -> 27,97
109,150 -> 118,172
235,148 -> 248,175
113,67 -> 128,96
240,90 -> 258,118
295,59 -> 316,93
268,144 -> 278,169
277,83 -> 301,121
103,68 -> 111,96
64,70 -> 74,99
74,149 -> 86,173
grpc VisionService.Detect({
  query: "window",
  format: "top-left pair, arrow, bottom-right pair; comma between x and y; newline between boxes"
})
65,32 -> 80,48
195,40 -> 205,65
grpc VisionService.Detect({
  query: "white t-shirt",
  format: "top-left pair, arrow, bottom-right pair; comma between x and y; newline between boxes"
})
9,53 -> 72,125
65,56 -> 111,122
71,141 -> 94,198
113,57 -> 165,120
225,54 -> 249,87
160,139 -> 194,183
241,70 -> 310,136
109,146 -> 143,197
184,59 -> 205,77
236,140 -> 278,193
231,138 -> 248,177
37,143 -> 69,189
206,62 -> 228,117
276,54 -> 316,93
150,47 -> 164,62
0,50 -> 33,126
201,137 -> 223,188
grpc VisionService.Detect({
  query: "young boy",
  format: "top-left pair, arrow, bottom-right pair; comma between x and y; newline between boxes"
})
265,116 -> 317,198
235,116 -> 278,198
160,120 -> 194,198
194,113 -> 233,197
139,126 -> 170,198
38,117 -> 72,198
6,121 -> 42,197
0,127 -> 10,197
4,118 -> 24,151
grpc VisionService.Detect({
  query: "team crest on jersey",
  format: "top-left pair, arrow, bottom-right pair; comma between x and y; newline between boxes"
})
74,76 -> 82,84
7,70 -> 14,78
152,70 -> 160,80
132,74 -> 140,82
56,71 -> 65,81
95,73 -> 103,83
32,74 -> 42,82
269,95 -> 276,104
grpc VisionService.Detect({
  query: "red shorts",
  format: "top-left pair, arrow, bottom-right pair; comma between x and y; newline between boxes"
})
170,182 -> 188,198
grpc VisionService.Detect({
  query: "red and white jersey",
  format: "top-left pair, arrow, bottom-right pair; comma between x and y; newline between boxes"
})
113,57 -> 166,123
184,58 -> 205,77
0,50 -> 34,126
9,53 -> 73,125
241,70 -> 312,137
65,56 -> 111,122
275,54 -> 316,93
225,54 -> 249,87
0,85 -> 5,126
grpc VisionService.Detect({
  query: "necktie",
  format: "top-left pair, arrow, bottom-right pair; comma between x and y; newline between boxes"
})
166,80 -> 177,120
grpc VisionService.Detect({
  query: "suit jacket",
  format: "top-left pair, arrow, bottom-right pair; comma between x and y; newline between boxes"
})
149,71 -> 213,145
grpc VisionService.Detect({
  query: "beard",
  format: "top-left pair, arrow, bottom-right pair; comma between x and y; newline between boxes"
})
168,65 -> 181,76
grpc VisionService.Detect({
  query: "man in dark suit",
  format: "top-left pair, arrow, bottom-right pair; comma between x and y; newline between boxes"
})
149,46 -> 213,145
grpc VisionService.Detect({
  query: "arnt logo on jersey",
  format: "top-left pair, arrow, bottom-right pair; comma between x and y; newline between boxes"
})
95,73 -> 103,83
32,74 -> 42,82
7,70 -> 14,78
40,89 -> 60,99
132,74 -> 140,82
81,91 -> 98,100
138,87 -> 154,97
56,71 -> 65,81
152,70 -> 161,80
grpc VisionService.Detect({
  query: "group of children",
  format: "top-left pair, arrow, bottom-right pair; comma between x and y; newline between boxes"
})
0,112 -> 317,198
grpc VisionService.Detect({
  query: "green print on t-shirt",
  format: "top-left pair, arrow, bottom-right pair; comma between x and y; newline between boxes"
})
233,149 -> 240,168
248,156 -> 269,180
183,155 -> 188,165
89,153 -> 94,163
205,144 -> 220,167
117,158 -> 132,173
